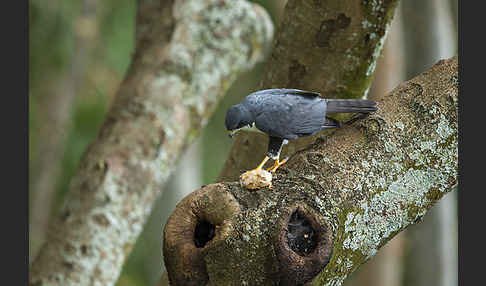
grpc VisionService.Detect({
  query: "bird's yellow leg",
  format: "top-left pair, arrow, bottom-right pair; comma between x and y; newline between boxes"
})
265,160 -> 279,172
266,157 -> 288,173
241,156 -> 270,179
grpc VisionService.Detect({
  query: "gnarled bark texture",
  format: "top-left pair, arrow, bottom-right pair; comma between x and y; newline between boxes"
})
29,1 -> 273,285
218,0 -> 400,182
163,56 -> 458,285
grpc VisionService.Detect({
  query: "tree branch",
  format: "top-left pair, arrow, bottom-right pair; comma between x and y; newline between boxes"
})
163,56 -> 458,285
29,1 -> 273,285
218,0 -> 400,182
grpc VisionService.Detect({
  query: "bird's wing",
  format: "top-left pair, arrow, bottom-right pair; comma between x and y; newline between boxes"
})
254,94 -> 326,139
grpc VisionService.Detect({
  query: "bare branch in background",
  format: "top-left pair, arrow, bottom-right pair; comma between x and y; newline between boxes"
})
29,1 -> 274,285
367,6 -> 405,101
29,0 -> 101,262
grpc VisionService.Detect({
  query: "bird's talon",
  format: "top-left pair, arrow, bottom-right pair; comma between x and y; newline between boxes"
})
266,160 -> 278,172
268,157 -> 289,173
281,157 -> 289,164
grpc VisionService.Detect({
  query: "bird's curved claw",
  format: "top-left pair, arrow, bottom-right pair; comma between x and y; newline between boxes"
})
266,157 -> 289,173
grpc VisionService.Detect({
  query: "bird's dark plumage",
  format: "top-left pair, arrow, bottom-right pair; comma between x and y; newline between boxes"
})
225,88 -> 377,173
325,98 -> 378,114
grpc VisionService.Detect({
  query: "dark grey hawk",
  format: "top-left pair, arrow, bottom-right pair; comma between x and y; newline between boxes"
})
225,88 -> 377,173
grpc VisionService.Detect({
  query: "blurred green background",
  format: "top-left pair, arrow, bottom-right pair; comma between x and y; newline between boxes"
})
29,1 -> 458,286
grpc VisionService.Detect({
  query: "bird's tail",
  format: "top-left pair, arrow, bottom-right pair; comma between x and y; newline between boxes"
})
325,99 -> 377,114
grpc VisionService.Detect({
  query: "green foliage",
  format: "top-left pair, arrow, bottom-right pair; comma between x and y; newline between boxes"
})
29,1 -> 74,85
99,0 -> 136,75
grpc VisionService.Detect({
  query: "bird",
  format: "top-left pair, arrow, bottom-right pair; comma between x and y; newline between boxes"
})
225,88 -> 377,174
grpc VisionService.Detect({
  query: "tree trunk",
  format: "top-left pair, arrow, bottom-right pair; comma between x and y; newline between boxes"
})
163,56 -> 458,285
29,1 -> 273,285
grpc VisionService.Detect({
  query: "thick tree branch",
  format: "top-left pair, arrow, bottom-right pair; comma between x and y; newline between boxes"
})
29,1 -> 273,285
163,56 -> 458,285
218,0 -> 400,182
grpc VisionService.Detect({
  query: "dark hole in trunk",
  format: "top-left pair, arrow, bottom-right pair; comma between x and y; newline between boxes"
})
286,210 -> 318,255
194,220 -> 215,248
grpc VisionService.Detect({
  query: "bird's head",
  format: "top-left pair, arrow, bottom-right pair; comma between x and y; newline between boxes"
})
225,105 -> 254,138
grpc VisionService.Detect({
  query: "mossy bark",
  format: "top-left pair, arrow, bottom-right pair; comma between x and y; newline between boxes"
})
163,56 -> 458,285
29,1 -> 273,285
218,0 -> 400,182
